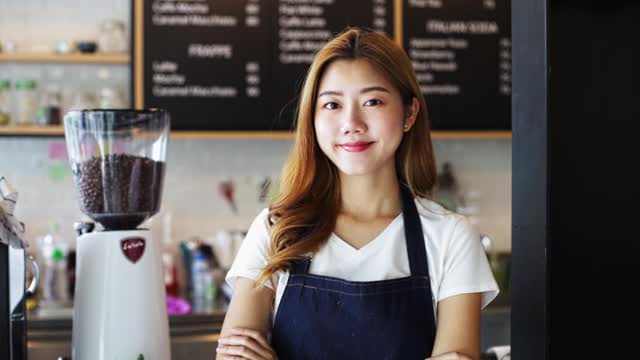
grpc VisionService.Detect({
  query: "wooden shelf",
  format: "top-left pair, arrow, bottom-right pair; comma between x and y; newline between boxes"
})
0,125 -> 65,136
0,126 -> 291,139
431,131 -> 512,140
0,126 -> 511,140
0,126 -> 293,139
170,131 -> 294,140
0,53 -> 129,64
171,131 -> 512,140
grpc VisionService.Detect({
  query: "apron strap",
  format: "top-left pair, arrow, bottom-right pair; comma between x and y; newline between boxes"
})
290,256 -> 312,275
400,185 -> 430,277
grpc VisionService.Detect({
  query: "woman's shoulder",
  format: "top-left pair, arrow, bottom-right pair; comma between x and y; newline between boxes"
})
414,196 -> 461,221
414,197 -> 473,234
244,208 -> 271,238
414,197 -> 486,264
254,207 -> 270,221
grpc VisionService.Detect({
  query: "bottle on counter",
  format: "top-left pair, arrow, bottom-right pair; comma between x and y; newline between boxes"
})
179,236 -> 203,304
37,222 -> 70,309
163,250 -> 180,297
191,251 -> 209,313
66,249 -> 76,301
159,212 -> 180,297
13,79 -> 39,125
203,270 -> 218,312
0,79 -> 12,125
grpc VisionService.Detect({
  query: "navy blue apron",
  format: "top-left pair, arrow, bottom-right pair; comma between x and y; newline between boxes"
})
271,186 -> 436,359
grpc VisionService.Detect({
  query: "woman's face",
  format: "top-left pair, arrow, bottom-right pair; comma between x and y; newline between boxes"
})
314,58 -> 413,177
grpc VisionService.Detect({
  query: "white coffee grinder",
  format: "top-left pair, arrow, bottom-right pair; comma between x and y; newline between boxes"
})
63,109 -> 171,360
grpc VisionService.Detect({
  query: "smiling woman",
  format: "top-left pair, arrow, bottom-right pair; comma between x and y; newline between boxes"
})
314,58 -> 420,177
217,27 -> 498,360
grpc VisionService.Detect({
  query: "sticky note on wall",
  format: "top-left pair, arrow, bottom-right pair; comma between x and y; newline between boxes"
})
48,142 -> 67,160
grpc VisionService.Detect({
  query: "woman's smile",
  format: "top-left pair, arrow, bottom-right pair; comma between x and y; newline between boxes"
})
338,141 -> 375,152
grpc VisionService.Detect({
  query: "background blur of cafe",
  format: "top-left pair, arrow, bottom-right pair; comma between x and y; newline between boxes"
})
0,0 -> 512,358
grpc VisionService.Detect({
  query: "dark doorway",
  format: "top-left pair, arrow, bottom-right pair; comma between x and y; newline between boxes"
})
512,1 -> 640,358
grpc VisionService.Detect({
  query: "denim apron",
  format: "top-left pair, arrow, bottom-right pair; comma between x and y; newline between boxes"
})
271,186 -> 436,359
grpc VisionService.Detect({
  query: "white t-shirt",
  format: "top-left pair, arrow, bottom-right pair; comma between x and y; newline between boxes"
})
225,197 -> 500,323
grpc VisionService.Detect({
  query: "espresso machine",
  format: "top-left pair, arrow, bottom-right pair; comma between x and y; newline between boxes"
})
63,109 -> 171,359
1,177 -> 38,360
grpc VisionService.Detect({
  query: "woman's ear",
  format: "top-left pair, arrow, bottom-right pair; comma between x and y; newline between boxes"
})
403,97 -> 420,132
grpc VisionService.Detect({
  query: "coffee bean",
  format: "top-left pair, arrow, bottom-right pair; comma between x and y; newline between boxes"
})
72,154 -> 165,230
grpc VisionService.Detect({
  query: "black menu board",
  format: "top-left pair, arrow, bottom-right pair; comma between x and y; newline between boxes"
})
270,0 -> 395,130
143,0 -> 274,130
403,0 -> 511,130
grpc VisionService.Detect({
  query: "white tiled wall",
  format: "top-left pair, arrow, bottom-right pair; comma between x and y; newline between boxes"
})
0,137 -> 512,254
0,0 -> 129,53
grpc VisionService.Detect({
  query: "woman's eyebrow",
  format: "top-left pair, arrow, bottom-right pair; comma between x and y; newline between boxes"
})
360,86 -> 390,94
318,86 -> 390,97
318,90 -> 342,97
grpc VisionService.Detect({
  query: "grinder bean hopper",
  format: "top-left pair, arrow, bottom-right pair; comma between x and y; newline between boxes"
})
63,109 -> 171,359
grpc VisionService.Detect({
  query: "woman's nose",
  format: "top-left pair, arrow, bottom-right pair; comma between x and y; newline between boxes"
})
340,105 -> 367,135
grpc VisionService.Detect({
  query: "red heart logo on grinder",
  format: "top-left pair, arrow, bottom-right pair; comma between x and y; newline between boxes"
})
121,237 -> 146,264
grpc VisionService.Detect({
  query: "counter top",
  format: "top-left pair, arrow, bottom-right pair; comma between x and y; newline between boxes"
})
27,310 -> 226,340
25,307 -> 509,360
27,311 -> 226,360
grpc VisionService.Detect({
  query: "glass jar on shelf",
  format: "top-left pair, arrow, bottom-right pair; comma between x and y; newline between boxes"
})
37,86 -> 62,126
98,19 -> 128,54
69,91 -> 98,111
98,86 -> 126,109
0,80 -> 12,126
13,80 -> 39,125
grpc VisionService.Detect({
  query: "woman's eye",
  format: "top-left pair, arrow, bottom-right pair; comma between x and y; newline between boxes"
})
364,99 -> 382,106
323,102 -> 339,110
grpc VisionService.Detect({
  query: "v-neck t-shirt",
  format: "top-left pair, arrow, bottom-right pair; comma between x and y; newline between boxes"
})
225,197 -> 500,322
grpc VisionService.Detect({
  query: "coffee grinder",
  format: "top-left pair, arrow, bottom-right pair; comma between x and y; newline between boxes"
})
63,109 -> 171,359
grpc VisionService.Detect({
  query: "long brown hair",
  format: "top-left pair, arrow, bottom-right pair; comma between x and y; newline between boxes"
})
256,27 -> 437,287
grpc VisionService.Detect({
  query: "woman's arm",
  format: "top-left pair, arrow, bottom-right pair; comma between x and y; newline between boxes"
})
428,293 -> 482,360
216,277 -> 276,360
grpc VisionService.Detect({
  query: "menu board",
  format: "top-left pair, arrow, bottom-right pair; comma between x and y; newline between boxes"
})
270,0 -> 395,129
140,1 -> 513,131
403,0 -> 511,130
143,0 -> 274,130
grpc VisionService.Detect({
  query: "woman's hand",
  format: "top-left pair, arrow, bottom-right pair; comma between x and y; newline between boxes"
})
216,327 -> 278,360
426,351 -> 474,360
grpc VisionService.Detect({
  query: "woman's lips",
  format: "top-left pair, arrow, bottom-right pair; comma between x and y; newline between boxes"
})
338,141 -> 374,152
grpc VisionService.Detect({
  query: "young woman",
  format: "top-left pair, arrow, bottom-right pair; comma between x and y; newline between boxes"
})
216,28 -> 499,360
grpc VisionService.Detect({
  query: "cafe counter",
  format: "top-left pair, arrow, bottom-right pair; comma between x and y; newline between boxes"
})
26,306 -> 509,360
27,310 -> 225,360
